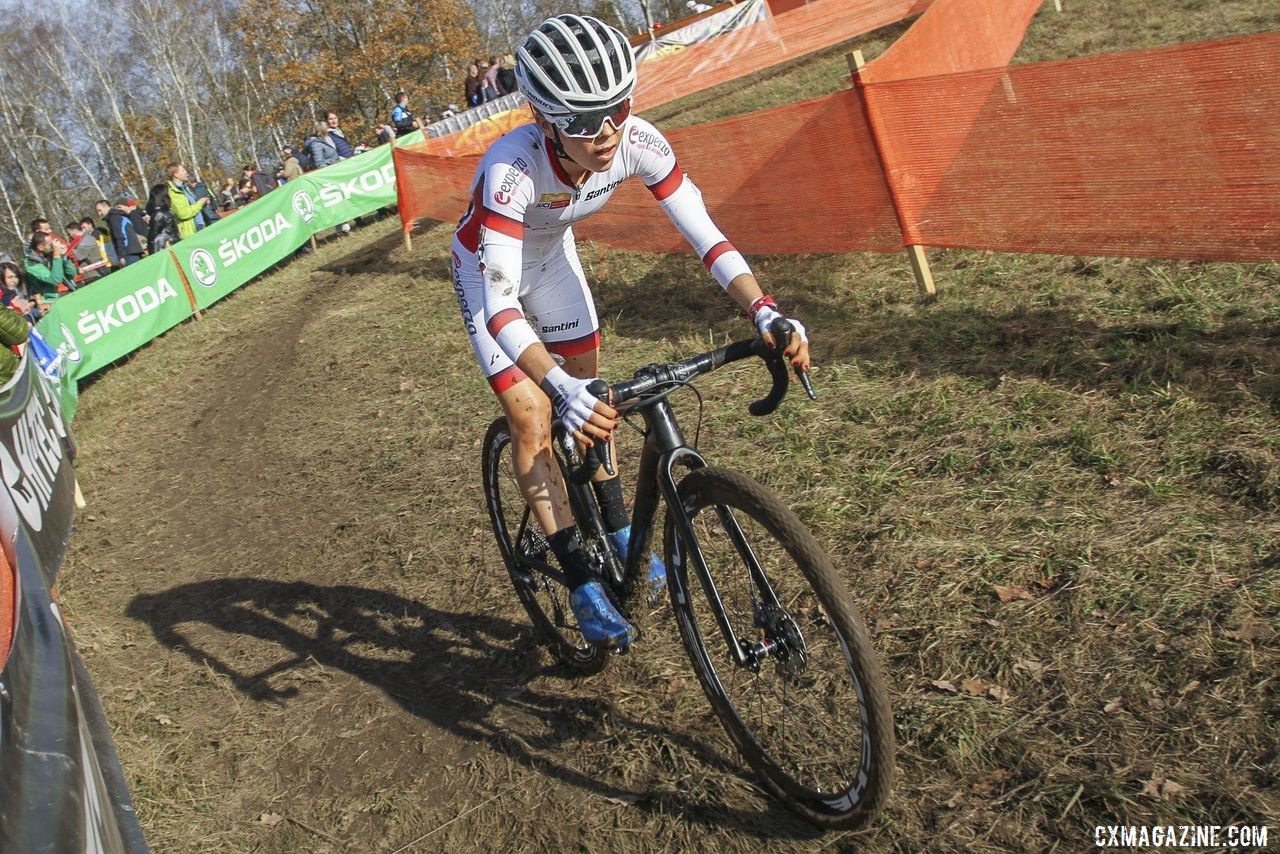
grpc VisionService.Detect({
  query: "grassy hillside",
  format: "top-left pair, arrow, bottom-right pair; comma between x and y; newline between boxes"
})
59,2 -> 1278,850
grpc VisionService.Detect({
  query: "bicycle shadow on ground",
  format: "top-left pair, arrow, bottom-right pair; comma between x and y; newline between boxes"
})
125,578 -> 823,841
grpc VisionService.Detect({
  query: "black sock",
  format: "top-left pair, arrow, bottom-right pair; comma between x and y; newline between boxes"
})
593,477 -> 629,533
547,525 -> 595,589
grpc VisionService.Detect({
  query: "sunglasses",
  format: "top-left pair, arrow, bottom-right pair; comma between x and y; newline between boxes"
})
552,98 -> 631,139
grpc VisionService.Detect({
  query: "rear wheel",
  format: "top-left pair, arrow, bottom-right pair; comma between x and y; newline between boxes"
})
482,418 -> 607,675
665,467 -> 895,829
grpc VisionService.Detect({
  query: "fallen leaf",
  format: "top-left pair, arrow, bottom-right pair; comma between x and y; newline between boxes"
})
258,813 -> 284,827
1035,575 -> 1061,590
994,585 -> 1034,603
398,378 -> 415,392
665,677 -> 687,697
930,679 -> 960,694
1217,576 -> 1242,587
961,678 -> 990,697
874,617 -> 896,632
970,768 -> 1013,796
1014,658 -> 1046,678
1154,642 -> 1174,654
603,793 -> 641,807
987,685 -> 1011,702
914,558 -> 936,571
1178,680 -> 1201,696
1103,697 -> 1124,714
155,715 -> 173,727
1228,619 -> 1273,642
1139,775 -> 1187,801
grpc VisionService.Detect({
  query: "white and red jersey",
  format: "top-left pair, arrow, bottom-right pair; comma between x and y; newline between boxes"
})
450,116 -> 751,390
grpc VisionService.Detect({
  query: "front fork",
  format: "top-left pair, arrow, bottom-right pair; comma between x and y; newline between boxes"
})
655,448 -> 795,672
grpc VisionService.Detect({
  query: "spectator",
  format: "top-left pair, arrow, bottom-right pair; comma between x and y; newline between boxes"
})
90,200 -> 122,267
106,198 -> 146,265
464,63 -> 482,107
242,163 -> 276,200
218,179 -> 239,212
324,111 -> 355,159
482,55 -> 501,101
390,91 -> 421,137
166,162 -> 209,238
0,261 -> 38,323
440,104 -> 457,120
145,183 -> 180,252
186,174 -> 221,226
71,218 -> 112,282
305,120 -> 343,171
279,145 -> 303,182
123,196 -> 150,242
496,54 -> 516,96
236,178 -> 254,206
27,218 -> 53,241
23,232 -> 76,302
687,1 -> 713,12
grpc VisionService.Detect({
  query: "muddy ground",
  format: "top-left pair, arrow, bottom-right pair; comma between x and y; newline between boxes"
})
56,217 -> 1279,852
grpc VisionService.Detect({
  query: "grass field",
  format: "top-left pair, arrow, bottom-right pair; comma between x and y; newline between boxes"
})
59,3 -> 1278,851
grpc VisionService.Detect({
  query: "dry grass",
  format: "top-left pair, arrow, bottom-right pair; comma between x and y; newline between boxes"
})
56,3 -> 1279,851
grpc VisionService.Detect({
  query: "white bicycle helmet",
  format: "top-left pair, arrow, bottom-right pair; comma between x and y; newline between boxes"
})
515,15 -> 636,118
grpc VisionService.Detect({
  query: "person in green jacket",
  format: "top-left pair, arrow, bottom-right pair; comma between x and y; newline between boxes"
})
23,232 -> 77,301
166,161 -> 209,239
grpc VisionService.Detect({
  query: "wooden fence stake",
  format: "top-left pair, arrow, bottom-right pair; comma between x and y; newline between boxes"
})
403,229 -> 413,252
167,248 -> 203,320
848,50 -> 938,299
310,234 -> 318,251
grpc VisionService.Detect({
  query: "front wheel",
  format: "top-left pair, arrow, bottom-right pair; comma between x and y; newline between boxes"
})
482,418 -> 607,675
665,467 -> 895,830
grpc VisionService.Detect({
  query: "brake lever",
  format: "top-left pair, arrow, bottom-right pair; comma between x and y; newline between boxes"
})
769,317 -> 817,401
585,379 -> 614,478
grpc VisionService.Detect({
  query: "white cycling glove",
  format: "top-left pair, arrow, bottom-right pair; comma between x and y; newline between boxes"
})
541,365 -> 603,436
750,295 -> 808,344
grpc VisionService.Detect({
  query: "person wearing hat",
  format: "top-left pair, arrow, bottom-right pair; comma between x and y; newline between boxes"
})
106,197 -> 146,266
280,146 -> 304,182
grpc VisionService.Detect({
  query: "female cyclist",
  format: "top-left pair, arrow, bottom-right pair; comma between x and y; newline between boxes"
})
452,14 -> 810,648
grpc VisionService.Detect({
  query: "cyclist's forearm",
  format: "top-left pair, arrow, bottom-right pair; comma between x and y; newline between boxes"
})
726,273 -> 765,314
515,342 -> 558,386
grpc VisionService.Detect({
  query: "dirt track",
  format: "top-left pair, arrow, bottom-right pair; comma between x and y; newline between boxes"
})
58,219 -> 1280,852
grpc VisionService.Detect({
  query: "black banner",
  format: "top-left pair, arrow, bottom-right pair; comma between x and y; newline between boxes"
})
0,354 -> 146,852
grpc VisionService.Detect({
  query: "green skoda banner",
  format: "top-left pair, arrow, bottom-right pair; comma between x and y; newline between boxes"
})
34,135 -> 416,421
176,145 -> 398,310
36,250 -> 194,418
177,183 -> 313,309
295,144 -> 399,232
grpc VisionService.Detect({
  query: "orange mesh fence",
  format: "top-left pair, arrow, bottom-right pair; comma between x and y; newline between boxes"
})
864,32 -> 1280,261
857,0 -> 1041,238
396,0 -> 1280,265
860,0 -> 1038,83
393,88 -> 902,254
399,0 -> 929,160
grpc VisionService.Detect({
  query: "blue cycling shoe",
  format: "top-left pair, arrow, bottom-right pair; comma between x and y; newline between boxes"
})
609,525 -> 668,597
570,581 -> 637,648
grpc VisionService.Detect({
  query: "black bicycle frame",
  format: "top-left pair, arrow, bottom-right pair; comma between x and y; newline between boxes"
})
603,395 -> 784,670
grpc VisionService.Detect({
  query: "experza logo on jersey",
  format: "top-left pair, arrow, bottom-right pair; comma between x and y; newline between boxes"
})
492,157 -> 530,206
628,126 -> 671,158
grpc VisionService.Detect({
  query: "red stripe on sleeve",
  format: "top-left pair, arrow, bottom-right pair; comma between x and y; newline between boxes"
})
646,164 -> 683,201
545,330 -> 601,358
487,364 -> 528,394
701,241 -> 735,270
486,307 -> 524,338
479,208 -> 524,240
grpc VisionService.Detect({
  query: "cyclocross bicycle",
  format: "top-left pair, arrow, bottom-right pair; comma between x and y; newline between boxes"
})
481,321 -> 895,830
